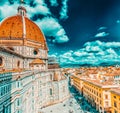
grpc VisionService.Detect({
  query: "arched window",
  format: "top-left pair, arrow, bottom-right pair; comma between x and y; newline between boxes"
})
50,88 -> 52,96
0,57 -> 3,66
17,61 -> 20,68
50,74 -> 52,80
3,105 -> 5,113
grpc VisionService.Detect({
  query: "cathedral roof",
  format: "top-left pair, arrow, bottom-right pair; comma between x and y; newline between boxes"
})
0,6 -> 47,48
30,58 -> 45,65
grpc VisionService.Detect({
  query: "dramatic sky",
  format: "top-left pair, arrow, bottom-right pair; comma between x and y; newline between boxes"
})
1,0 -> 120,67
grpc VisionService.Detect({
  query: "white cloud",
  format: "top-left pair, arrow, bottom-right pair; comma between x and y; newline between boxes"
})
49,0 -> 58,6
106,48 -> 117,56
36,17 -> 69,43
60,0 -> 69,20
98,26 -> 107,31
0,0 -> 69,44
74,51 -> 82,57
25,4 -> 51,17
84,40 -> 103,47
0,0 -> 51,19
96,51 -> 105,56
0,3 -> 17,20
73,50 -> 88,57
61,50 -> 73,57
55,40 -> 120,66
48,54 -> 57,58
84,40 -> 120,49
55,35 -> 69,43
95,32 -> 109,38
85,45 -> 102,52
116,20 -> 120,24
105,42 -> 120,48
56,29 -> 65,36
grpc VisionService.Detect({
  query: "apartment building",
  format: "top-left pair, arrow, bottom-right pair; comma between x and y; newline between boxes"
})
71,67 -> 120,113
110,88 -> 120,113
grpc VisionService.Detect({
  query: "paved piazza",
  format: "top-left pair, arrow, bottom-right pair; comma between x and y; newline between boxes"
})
41,97 -> 84,113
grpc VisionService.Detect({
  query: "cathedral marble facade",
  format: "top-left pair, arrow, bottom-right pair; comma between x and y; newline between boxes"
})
0,5 -> 69,113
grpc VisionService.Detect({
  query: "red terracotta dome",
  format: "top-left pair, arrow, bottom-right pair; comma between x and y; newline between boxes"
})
0,6 -> 46,44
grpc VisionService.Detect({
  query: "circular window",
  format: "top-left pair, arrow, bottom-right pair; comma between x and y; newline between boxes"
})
33,49 -> 38,55
0,57 -> 3,66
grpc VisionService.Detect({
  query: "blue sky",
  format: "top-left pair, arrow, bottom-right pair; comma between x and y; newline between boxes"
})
1,0 -> 120,67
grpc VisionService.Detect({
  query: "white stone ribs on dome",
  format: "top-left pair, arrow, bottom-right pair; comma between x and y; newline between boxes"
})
0,5 -> 48,50
22,15 -> 26,39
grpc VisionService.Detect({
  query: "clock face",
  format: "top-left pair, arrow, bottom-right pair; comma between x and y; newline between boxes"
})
0,57 -> 2,66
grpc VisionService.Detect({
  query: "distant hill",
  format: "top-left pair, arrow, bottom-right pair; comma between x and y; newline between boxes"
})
60,62 -> 120,68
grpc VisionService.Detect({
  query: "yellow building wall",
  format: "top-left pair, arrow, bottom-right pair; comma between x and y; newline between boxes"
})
83,81 -> 103,111
71,75 -> 118,113
111,92 -> 120,113
72,76 -> 82,92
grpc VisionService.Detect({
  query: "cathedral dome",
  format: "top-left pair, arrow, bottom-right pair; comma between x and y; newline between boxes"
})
0,6 -> 46,45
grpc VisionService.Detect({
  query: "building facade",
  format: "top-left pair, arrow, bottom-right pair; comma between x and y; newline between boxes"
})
0,5 -> 69,113
114,75 -> 120,85
110,88 -> 120,113
70,67 -> 120,113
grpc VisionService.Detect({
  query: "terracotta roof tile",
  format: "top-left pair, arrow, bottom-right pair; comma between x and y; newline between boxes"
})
30,58 -> 45,65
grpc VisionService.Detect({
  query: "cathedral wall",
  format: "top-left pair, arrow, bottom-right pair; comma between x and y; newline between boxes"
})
36,71 -> 70,111
0,49 -> 47,71
58,79 -> 70,101
0,68 -> 69,113
0,4 -> 70,113
0,72 -> 12,113
13,46 -> 47,60
0,51 -> 23,71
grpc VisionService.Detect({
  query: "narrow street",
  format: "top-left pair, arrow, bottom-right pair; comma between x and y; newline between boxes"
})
41,79 -> 99,113
69,85 -> 99,113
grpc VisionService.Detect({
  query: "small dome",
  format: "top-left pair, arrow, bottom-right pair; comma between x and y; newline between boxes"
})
0,6 -> 46,45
